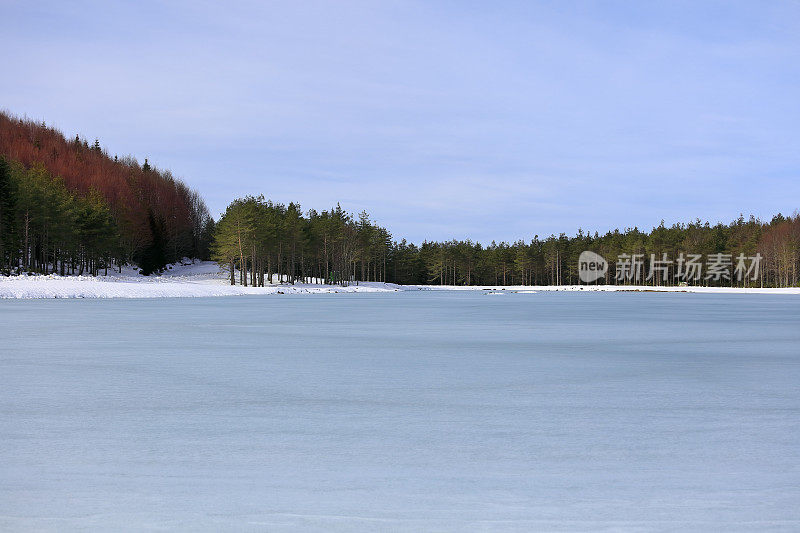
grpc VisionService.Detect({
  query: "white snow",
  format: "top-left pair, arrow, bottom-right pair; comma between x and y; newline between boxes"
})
0,261 -> 407,298
1,261 -> 798,298
420,283 -> 800,294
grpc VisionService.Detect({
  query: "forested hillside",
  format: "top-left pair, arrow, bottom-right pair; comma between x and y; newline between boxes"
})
213,195 -> 800,288
0,112 -> 213,275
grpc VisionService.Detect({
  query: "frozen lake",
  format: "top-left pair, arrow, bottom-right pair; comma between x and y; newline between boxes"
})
2,292 -> 799,531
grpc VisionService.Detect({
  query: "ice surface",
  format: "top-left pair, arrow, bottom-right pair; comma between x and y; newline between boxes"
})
1,292 -> 799,531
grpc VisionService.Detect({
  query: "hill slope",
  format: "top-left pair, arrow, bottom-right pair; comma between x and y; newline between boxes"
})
0,111 -> 212,275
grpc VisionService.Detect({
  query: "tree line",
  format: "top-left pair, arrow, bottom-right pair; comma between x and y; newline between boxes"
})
2,111 -> 799,287
212,194 -> 800,288
212,196 -> 390,286
0,112 -> 213,275
390,215 -> 798,287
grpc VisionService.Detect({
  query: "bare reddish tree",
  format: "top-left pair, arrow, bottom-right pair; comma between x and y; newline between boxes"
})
0,111 -> 209,264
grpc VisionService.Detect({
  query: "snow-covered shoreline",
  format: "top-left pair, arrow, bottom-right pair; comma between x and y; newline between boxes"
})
427,284 -> 800,295
1,261 -> 798,299
0,261 -> 406,299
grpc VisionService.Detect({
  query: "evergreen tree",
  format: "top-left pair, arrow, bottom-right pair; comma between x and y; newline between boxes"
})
139,210 -> 168,275
0,157 -> 17,273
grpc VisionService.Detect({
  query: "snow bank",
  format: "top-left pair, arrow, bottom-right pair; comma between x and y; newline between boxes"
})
1,261 -> 798,298
420,284 -> 800,295
0,277 -> 405,299
0,261 -> 406,299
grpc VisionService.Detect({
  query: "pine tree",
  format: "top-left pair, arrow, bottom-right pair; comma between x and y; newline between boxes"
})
0,157 -> 17,273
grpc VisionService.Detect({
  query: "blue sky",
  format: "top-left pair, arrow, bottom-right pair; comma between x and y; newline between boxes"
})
2,1 -> 799,243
